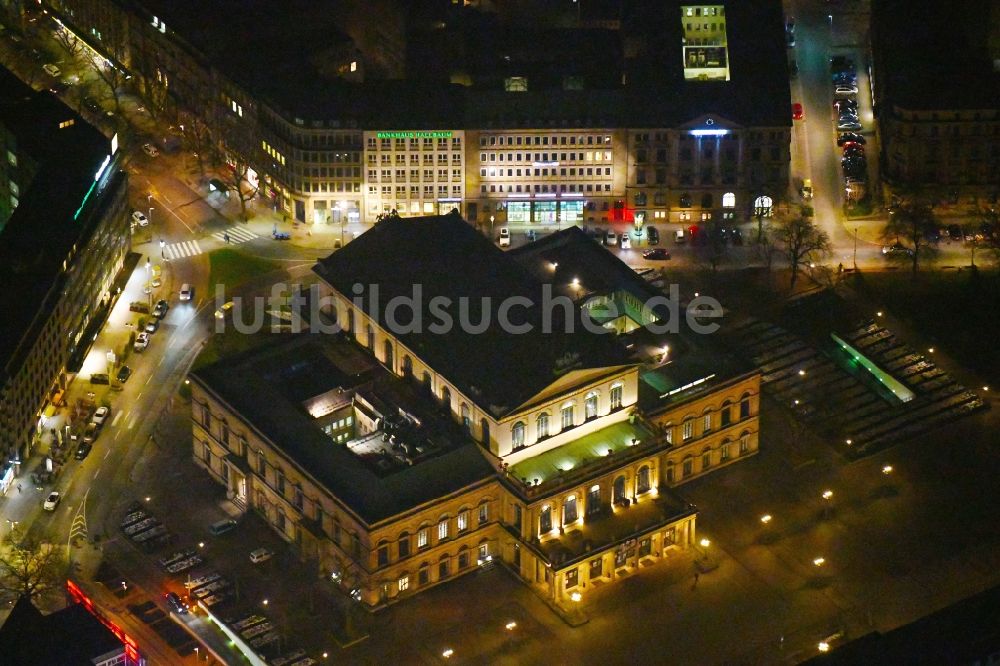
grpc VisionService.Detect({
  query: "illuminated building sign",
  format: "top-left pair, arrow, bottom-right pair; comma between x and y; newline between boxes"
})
66,580 -> 144,664
376,131 -> 453,139
688,129 -> 730,137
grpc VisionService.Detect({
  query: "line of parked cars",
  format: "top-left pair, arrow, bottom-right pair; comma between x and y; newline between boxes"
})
830,56 -> 868,196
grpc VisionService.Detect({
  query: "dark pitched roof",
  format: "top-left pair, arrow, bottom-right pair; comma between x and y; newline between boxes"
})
313,213 -> 630,419
0,66 -> 119,379
191,335 -> 498,525
0,596 -> 125,664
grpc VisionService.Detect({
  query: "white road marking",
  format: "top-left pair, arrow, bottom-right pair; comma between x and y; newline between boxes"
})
112,411 -> 123,426
128,414 -> 137,430
93,468 -> 101,480
212,227 -> 258,244
145,373 -> 153,385
104,449 -> 111,459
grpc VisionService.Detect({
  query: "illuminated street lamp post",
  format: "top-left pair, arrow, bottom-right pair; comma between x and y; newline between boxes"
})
822,489 -> 833,519
490,214 -> 495,240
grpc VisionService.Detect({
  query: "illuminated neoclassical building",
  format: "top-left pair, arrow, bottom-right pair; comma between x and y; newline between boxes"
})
191,213 -> 760,608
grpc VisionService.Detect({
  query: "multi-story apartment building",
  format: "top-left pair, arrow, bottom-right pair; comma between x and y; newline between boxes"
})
0,67 -> 129,488
32,0 -> 790,227
192,214 -> 759,608
871,0 -> 1000,207
363,130 -> 465,220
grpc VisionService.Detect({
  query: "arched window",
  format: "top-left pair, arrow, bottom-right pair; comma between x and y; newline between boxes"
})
586,484 -> 601,516
637,465 -> 651,493
740,431 -> 751,454
561,402 -> 575,430
422,371 -> 432,393
460,403 -> 471,433
441,386 -> 451,411
346,309 -> 354,333
702,447 -> 712,470
537,412 -> 550,439
539,504 -> 553,533
613,476 -> 626,503
721,399 -> 732,426
480,418 -> 490,447
753,195 -> 773,217
666,461 -> 675,484
585,391 -> 599,420
610,382 -> 624,410
563,495 -> 578,523
512,421 -> 526,449
740,392 -> 752,419
383,339 -> 393,368
722,191 -> 736,208
682,457 -> 693,477
700,193 -> 713,209
720,439 -> 731,461
366,324 -> 374,349
397,531 -> 410,558
402,355 -> 413,378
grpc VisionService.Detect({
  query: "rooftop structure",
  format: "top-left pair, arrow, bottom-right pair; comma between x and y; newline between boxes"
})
191,334 -> 497,524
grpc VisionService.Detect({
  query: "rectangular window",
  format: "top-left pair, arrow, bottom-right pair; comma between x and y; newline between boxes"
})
398,536 -> 410,558
417,528 -> 429,549
561,405 -> 574,430
377,546 -> 389,567
398,575 -> 409,592
564,496 -> 578,523
438,520 -> 449,540
457,511 -> 468,532
683,420 -> 693,440
703,414 -> 712,432
590,558 -> 603,579
459,551 -> 469,568
540,505 -> 552,533
565,568 -> 579,589
740,435 -> 750,454
721,406 -> 732,427
418,568 -> 429,585
721,443 -> 730,461
478,504 -> 488,525
610,385 -> 623,410
439,559 -> 449,579
740,398 -> 751,419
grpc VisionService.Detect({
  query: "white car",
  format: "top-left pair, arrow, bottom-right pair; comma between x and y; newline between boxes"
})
131,211 -> 149,227
179,284 -> 193,301
605,231 -> 617,246
142,143 -> 159,158
43,492 -> 60,511
91,406 -> 110,426
42,63 -> 61,77
498,227 -> 510,247
250,548 -> 273,564
834,85 -> 858,97
134,331 -> 149,352
620,233 -> 631,250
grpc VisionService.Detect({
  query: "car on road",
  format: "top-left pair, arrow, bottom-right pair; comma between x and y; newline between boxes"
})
272,231 -> 291,240
834,98 -> 858,112
843,145 -> 865,158
642,248 -> 671,261
834,84 -> 858,97
837,118 -> 862,131
48,81 -> 68,95
838,132 -> 866,146
605,231 -> 617,246
842,157 -> 867,179
498,227 -> 510,247
142,143 -> 159,158
802,178 -> 814,200
144,319 -> 159,334
43,492 -> 60,511
82,98 -> 100,114
134,331 -> 150,351
42,63 -> 60,77
209,518 -> 238,536
131,211 -> 148,227
674,229 -> 686,244
250,548 -> 273,564
646,226 -> 660,245
792,103 -> 803,120
116,365 -> 132,384
153,299 -> 169,318
75,441 -> 93,459
82,423 -> 98,444
620,233 -> 631,249
165,592 -> 188,614
92,406 -> 110,426
179,284 -> 193,301
882,242 -> 914,257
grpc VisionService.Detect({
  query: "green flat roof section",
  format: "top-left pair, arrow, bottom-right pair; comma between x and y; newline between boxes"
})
831,333 -> 915,403
510,420 -> 654,485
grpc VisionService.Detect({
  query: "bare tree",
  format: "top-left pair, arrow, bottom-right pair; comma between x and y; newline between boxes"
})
880,201 -> 938,273
0,526 -> 65,604
84,50 -> 126,113
774,214 -> 832,291
52,24 -> 81,58
755,225 -> 780,288
694,217 -> 728,274
972,205 -> 1000,267
181,114 -> 218,177
209,146 -> 260,222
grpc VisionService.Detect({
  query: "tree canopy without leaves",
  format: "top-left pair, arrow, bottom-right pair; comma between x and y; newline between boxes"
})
880,201 -> 938,273
774,214 -> 831,290
0,526 -> 65,604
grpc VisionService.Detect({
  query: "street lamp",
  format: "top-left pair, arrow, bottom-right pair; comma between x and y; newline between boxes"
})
442,648 -> 454,659
822,490 -> 833,519
569,591 -> 582,603
760,514 -> 772,524
813,557 -> 826,567
490,214 -> 495,240
882,465 -> 893,475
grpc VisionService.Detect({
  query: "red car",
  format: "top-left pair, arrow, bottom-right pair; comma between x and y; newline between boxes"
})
792,103 -> 804,120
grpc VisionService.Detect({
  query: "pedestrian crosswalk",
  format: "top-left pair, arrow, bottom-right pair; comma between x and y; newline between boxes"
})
212,227 -> 259,244
162,240 -> 204,260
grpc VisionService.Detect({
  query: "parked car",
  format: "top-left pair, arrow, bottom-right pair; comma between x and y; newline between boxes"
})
605,231 -> 617,246
145,319 -> 159,334
498,227 -> 510,247
43,492 -> 60,511
525,229 -> 537,243
792,103 -> 804,120
42,63 -> 60,77
91,406 -> 110,426
837,118 -> 863,131
843,146 -> 865,158
646,226 -> 660,245
802,178 -> 814,200
834,84 -> 858,97
674,228 -> 686,244
642,248 -> 671,261
179,284 -> 192,301
837,132 -> 866,146
82,98 -> 100,113
882,242 -> 913,257
48,81 -> 68,95
165,592 -> 188,614
75,442 -> 93,459
209,519 -> 238,536
134,331 -> 150,351
620,233 -> 631,250
153,299 -> 169,318
731,228 -> 744,245
250,548 -> 273,564
131,211 -> 148,227
141,143 -> 159,158
116,365 -> 132,384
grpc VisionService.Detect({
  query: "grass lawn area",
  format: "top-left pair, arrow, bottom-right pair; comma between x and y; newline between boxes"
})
191,329 -> 287,372
208,248 -> 282,289
510,420 -> 654,485
852,269 -> 1000,379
